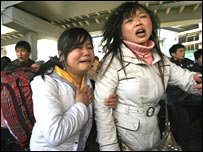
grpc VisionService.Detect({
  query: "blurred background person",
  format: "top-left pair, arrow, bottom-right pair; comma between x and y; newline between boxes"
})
167,44 -> 202,151
1,56 -> 11,71
5,40 -> 35,71
88,56 -> 100,81
193,49 -> 202,74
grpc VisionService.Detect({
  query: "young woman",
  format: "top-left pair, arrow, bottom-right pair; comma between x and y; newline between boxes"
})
93,2 -> 202,151
29,27 -> 117,151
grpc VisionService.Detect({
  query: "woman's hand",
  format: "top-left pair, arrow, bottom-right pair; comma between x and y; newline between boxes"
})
193,73 -> 202,94
75,85 -> 93,106
104,93 -> 118,109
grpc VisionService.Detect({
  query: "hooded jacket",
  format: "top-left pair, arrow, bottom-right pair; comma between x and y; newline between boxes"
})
30,70 -> 93,151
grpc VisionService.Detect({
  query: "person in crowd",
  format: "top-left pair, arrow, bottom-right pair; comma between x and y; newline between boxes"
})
1,56 -> 18,151
168,43 -> 196,71
193,48 -> 202,74
1,56 -> 12,128
167,44 -> 202,150
5,40 -> 36,71
1,56 -> 11,71
93,1 -> 202,151
88,56 -> 100,81
1,42 -> 39,151
29,27 -> 117,151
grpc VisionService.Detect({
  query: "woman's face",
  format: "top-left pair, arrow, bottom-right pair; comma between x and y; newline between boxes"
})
65,39 -> 94,76
121,9 -> 152,46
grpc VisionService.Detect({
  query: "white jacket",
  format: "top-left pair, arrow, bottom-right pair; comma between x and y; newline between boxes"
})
30,72 -> 93,151
94,44 -> 200,151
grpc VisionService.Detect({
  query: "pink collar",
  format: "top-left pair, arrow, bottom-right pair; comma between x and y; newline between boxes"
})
123,40 -> 155,65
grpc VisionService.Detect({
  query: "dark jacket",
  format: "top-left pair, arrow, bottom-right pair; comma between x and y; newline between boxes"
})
193,63 -> 202,74
170,58 -> 196,71
167,57 -> 201,106
5,58 -> 35,71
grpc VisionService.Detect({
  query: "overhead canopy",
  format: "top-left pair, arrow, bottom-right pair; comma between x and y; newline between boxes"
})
1,1 -> 202,46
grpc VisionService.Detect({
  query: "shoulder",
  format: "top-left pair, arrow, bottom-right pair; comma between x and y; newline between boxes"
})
184,58 -> 194,63
4,59 -> 20,71
26,59 -> 35,67
31,75 -> 58,89
29,58 -> 35,64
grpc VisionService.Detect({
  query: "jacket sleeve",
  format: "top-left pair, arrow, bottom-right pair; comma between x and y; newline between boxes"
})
31,75 -> 88,146
93,57 -> 120,151
167,58 -> 201,95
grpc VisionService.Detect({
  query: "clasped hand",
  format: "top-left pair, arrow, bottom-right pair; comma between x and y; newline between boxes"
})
75,85 -> 93,107
193,74 -> 202,95
75,85 -> 118,109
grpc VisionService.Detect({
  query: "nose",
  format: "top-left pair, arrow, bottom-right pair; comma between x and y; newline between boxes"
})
83,48 -> 90,56
134,18 -> 142,26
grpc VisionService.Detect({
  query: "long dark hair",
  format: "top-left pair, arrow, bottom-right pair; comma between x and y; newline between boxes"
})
36,27 -> 93,79
100,1 -> 165,78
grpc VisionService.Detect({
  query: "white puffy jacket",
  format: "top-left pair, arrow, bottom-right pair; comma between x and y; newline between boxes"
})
94,44 -> 200,151
30,72 -> 93,151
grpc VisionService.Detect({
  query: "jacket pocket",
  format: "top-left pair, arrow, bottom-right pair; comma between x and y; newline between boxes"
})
115,118 -> 140,131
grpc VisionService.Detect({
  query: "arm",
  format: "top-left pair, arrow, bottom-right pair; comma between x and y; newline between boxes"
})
193,74 -> 202,94
94,59 -> 120,151
168,59 -> 202,95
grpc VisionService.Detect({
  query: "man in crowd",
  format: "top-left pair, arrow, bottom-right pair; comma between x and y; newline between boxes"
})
5,40 -> 36,71
167,44 -> 202,150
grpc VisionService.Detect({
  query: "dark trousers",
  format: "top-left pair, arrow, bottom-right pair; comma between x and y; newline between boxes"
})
171,103 -> 202,151
1,127 -> 21,151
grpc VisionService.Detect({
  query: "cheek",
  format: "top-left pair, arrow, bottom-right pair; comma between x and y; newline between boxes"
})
90,51 -> 95,58
21,52 -> 29,57
121,26 -> 131,40
146,20 -> 152,34
66,52 -> 81,65
66,55 -> 76,65
16,52 -> 20,57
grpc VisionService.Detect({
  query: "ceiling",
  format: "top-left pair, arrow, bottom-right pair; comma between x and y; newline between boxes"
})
1,1 -> 202,47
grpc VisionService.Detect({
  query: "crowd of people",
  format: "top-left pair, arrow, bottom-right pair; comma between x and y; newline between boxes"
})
166,44 -> 202,150
1,1 -> 202,151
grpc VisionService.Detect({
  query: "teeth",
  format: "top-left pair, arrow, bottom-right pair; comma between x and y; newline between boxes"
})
138,29 -> 144,32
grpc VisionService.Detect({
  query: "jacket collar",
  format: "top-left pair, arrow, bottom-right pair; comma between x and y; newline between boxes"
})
120,44 -> 161,65
49,67 -> 88,91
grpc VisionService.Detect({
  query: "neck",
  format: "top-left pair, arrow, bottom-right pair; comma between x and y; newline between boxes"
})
54,66 -> 85,89
123,40 -> 155,65
66,71 -> 84,86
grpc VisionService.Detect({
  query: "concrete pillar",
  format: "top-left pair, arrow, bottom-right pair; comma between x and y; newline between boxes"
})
24,31 -> 38,61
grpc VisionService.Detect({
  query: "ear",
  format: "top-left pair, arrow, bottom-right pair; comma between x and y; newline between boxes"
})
171,52 -> 175,57
28,51 -> 32,56
58,50 -> 62,57
60,54 -> 65,62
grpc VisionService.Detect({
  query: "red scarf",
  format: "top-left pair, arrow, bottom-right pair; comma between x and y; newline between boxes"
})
123,40 -> 155,65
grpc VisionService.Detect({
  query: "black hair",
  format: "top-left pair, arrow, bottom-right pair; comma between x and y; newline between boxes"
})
100,1 -> 164,78
37,27 -> 93,79
194,49 -> 202,60
1,56 -> 11,71
169,43 -> 185,57
15,40 -> 31,52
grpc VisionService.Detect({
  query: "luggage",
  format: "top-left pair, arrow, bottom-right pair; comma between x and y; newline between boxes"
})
1,66 -> 38,149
